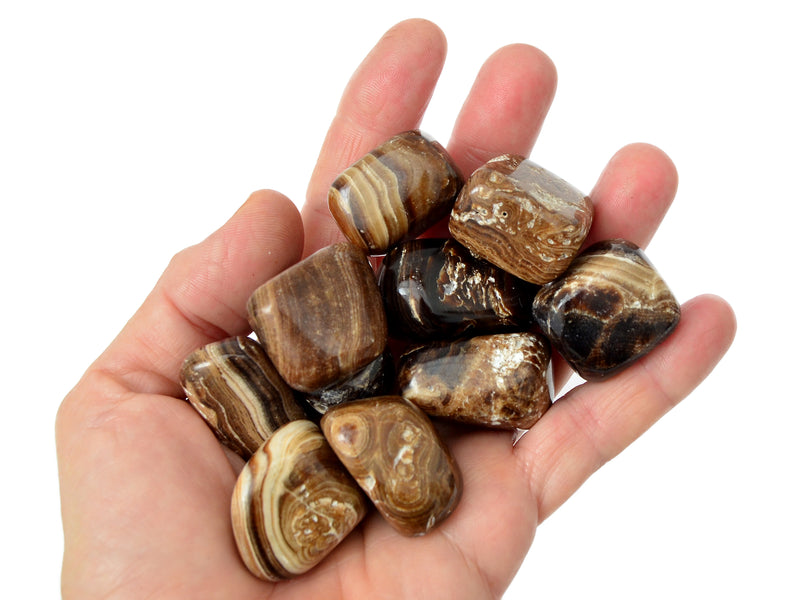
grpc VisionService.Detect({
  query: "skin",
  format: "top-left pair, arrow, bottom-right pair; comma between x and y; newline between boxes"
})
56,18 -> 737,600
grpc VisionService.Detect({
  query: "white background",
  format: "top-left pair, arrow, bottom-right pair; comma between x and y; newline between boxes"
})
2,1 -> 797,597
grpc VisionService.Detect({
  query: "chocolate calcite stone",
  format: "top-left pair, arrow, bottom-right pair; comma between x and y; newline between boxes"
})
449,154 -> 593,285
379,238 -> 539,341
247,242 -> 388,393
320,396 -> 462,536
398,332 -> 552,430
532,239 -> 681,380
303,349 -> 395,415
180,336 -> 306,460
231,420 -> 367,581
329,130 -> 463,254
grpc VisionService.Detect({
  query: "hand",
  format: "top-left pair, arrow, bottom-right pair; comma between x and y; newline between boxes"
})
56,18 -> 736,599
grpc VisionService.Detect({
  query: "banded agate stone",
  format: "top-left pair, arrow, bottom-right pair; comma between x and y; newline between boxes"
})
449,154 -> 593,285
398,332 -> 552,430
320,396 -> 462,536
247,242 -> 388,393
379,238 -> 538,341
231,420 -> 367,581
304,349 -> 395,415
329,130 -> 463,254
180,336 -> 305,460
532,239 -> 681,380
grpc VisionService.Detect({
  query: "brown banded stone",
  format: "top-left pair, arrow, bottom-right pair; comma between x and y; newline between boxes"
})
320,396 -> 462,536
379,238 -> 539,341
398,332 -> 552,430
180,336 -> 306,460
329,130 -> 463,254
247,242 -> 388,393
449,154 -> 593,285
231,420 -> 367,581
532,239 -> 681,380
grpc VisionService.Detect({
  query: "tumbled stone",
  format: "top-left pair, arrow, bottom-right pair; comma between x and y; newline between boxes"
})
398,332 -> 552,430
231,419 -> 367,581
180,336 -> 306,460
449,154 -> 593,285
320,396 -> 462,536
247,242 -> 388,393
532,239 -> 681,380
329,130 -> 463,254
379,238 -> 539,341
303,349 -> 395,415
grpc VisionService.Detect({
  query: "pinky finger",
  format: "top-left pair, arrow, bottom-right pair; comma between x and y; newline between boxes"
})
514,294 -> 736,522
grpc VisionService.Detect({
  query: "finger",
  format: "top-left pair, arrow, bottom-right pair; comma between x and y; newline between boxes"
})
302,18 -> 448,256
515,294 -> 736,522
549,143 -> 680,391
416,43 -> 557,242
447,43 -> 557,176
584,142 -> 679,248
94,190 -> 304,397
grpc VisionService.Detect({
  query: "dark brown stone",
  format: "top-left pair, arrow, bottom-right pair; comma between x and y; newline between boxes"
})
379,238 -> 538,341
303,349 -> 395,415
532,239 -> 681,380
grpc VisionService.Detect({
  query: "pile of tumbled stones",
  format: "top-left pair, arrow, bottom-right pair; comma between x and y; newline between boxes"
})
180,130 -> 680,581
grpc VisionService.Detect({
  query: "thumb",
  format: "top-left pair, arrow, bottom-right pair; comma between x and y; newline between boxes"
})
94,189 -> 303,398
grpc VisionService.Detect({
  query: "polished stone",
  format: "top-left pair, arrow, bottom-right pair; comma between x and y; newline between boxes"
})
180,336 -> 306,460
231,420 -> 367,581
329,130 -> 463,254
398,332 -> 552,430
247,242 -> 388,393
379,238 -> 538,341
449,154 -> 593,284
304,349 -> 395,415
532,239 -> 681,380
320,396 -> 462,536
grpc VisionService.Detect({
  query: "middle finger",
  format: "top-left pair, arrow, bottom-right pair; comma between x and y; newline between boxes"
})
302,19 -> 448,257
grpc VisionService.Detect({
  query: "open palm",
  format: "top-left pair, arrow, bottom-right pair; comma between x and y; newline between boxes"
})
56,19 -> 736,599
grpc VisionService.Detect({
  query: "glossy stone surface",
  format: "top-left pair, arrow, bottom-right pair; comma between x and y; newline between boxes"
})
379,238 -> 539,341
180,336 -> 306,460
231,420 -> 367,581
320,396 -> 462,536
329,130 -> 463,254
449,154 -> 593,285
304,349 -> 395,415
398,332 -> 552,430
532,239 -> 681,380
247,242 -> 388,393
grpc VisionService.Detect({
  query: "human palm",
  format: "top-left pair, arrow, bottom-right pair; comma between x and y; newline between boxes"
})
56,19 -> 736,599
